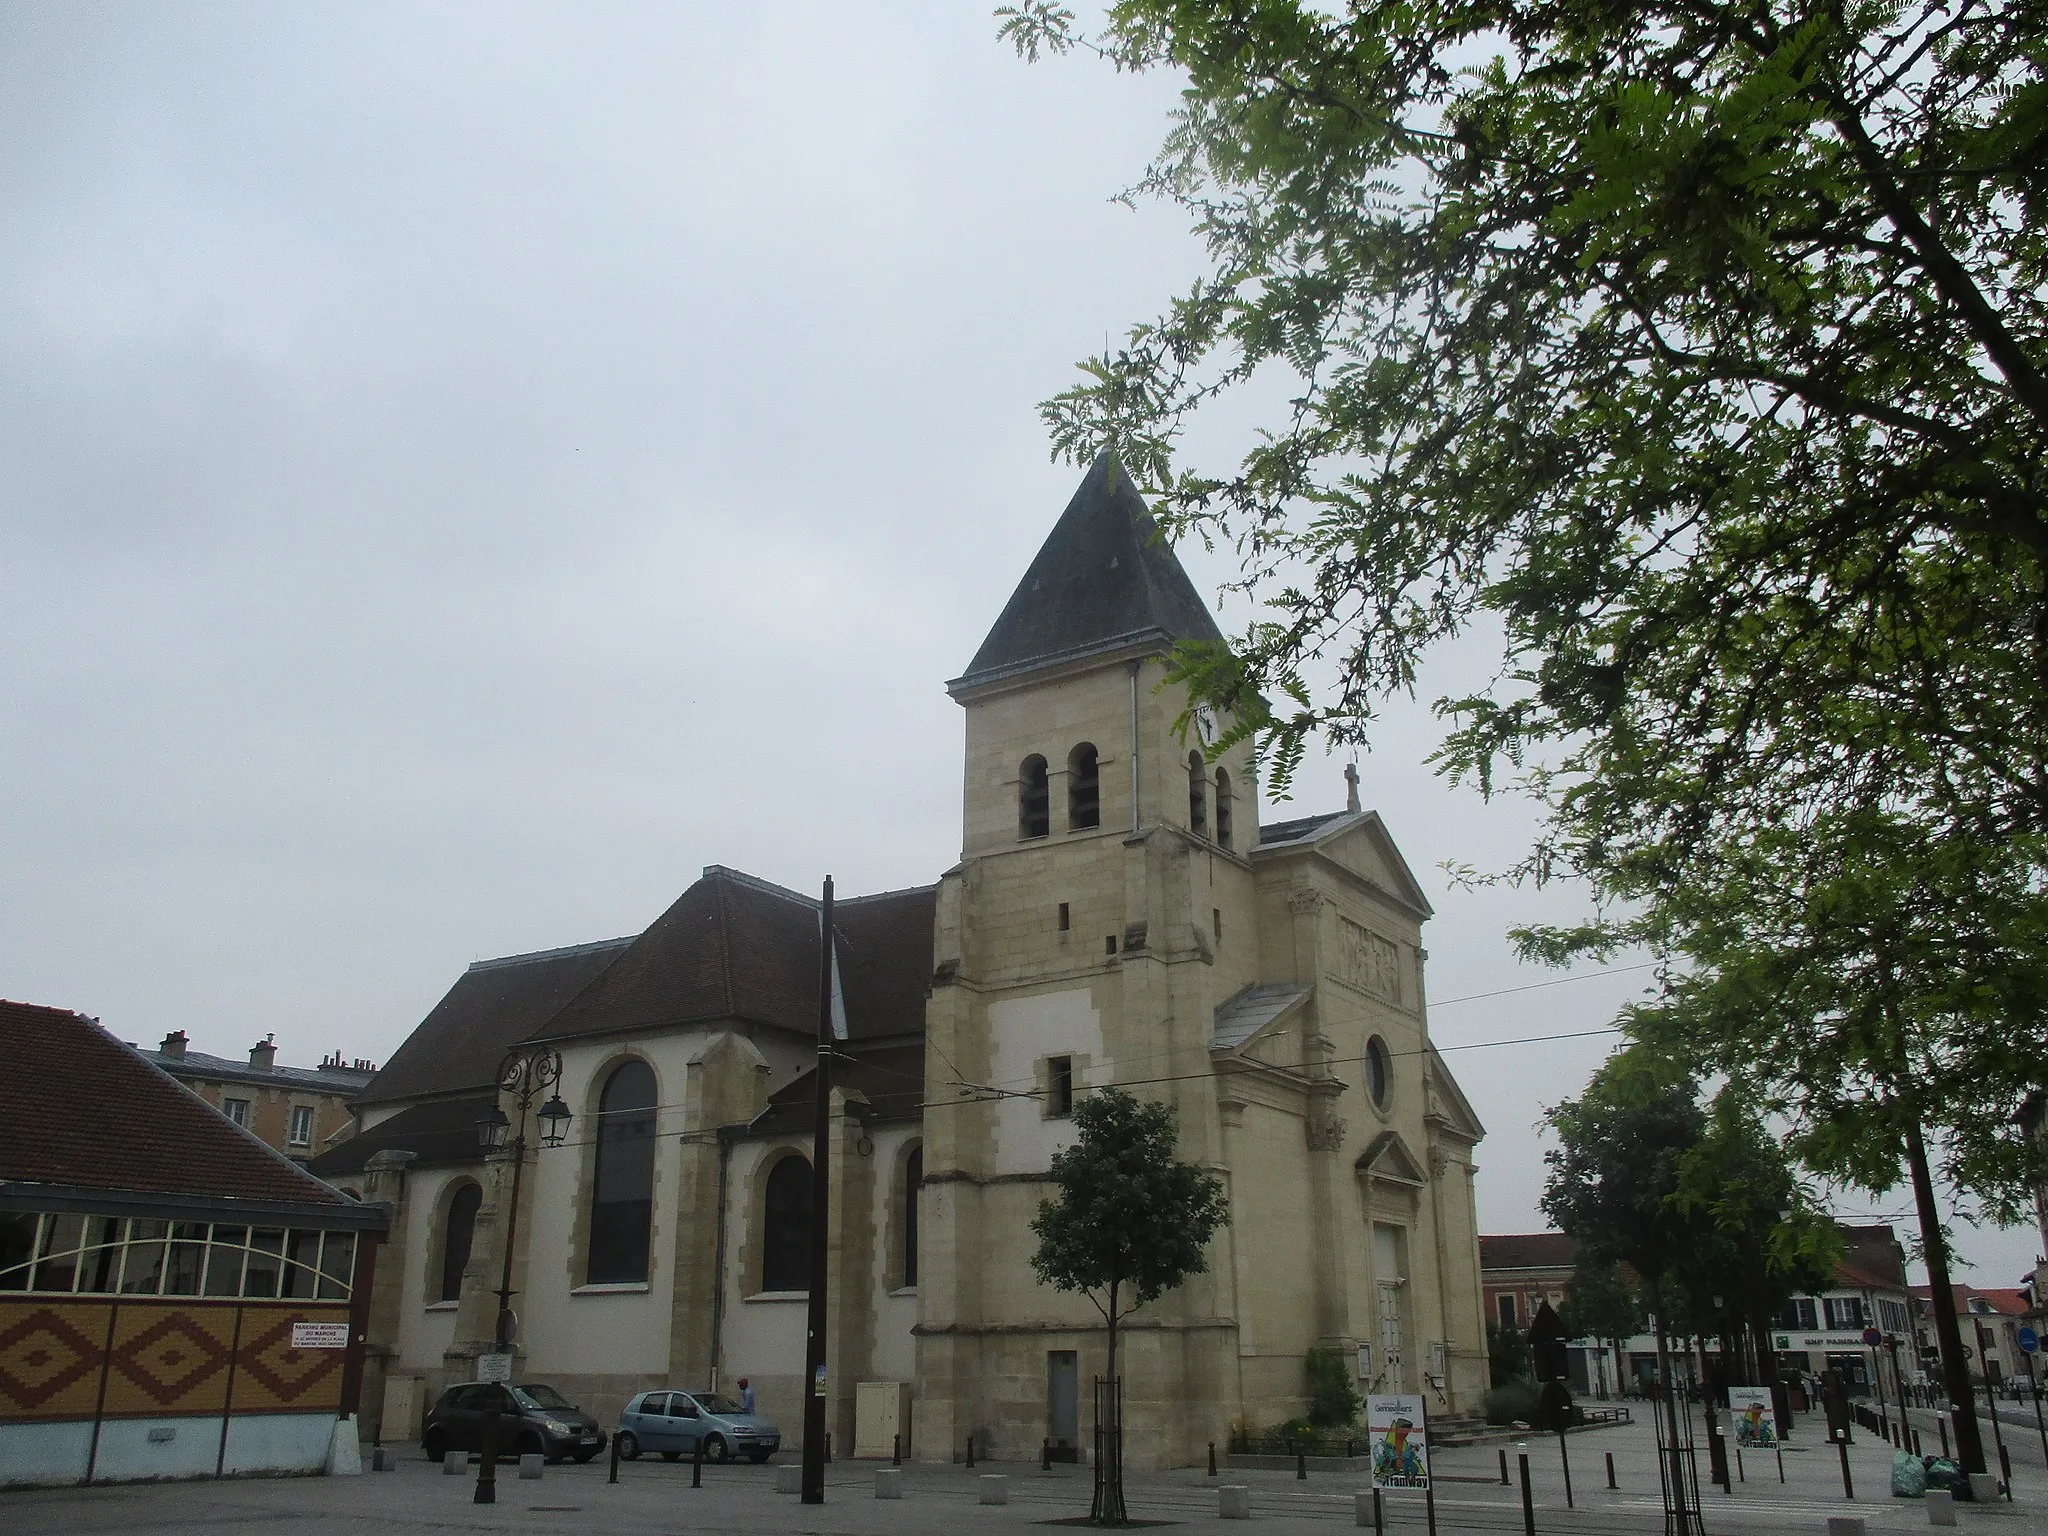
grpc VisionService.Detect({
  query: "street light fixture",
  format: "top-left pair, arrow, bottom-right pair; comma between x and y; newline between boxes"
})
474,1045 -> 567,1352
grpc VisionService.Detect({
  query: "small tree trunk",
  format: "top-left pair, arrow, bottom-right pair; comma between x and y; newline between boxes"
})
1906,1122 -> 1987,1474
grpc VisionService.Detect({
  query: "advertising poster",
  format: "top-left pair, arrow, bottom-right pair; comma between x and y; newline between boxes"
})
1726,1386 -> 1777,1448
1367,1394 -> 1429,1489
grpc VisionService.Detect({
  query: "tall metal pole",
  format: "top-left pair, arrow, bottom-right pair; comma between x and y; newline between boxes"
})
494,1127 -> 526,1351
800,876 -> 835,1505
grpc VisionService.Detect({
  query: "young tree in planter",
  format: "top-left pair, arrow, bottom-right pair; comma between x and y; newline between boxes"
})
1032,1088 -> 1228,1524
1558,1261 -> 1645,1397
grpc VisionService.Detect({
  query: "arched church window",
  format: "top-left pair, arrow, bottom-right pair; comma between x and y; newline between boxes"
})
1215,768 -> 1234,849
904,1146 -> 922,1288
586,1059 -> 656,1285
762,1153 -> 812,1292
440,1181 -> 482,1302
1067,744 -> 1100,830
1019,756 -> 1050,839
1188,752 -> 1208,837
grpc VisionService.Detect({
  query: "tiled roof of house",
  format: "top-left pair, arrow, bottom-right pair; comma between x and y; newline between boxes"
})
307,1094 -> 495,1179
535,871 -> 935,1046
1834,1260 -> 1908,1293
356,936 -> 635,1106
0,999 -> 360,1213
1480,1232 -> 1578,1271
952,453 -> 1224,692
1912,1284 -> 2031,1317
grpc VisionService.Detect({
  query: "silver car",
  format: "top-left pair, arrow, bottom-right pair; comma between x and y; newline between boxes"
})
615,1389 -> 781,1463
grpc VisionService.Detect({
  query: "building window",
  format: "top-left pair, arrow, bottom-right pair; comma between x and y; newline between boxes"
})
1105,934 -> 1118,956
1365,1036 -> 1391,1108
1825,1296 -> 1867,1330
1498,1292 -> 1518,1328
289,1105 -> 314,1146
761,1153 -> 812,1292
1047,1056 -> 1075,1118
224,1098 -> 250,1127
0,1212 -> 356,1299
440,1182 -> 482,1302
1213,907 -> 1223,943
1796,1297 -> 1818,1330
1067,743 -> 1100,830
1019,755 -> 1050,839
903,1146 -> 922,1289
587,1058 -> 657,1285
1215,768 -> 1234,849
1058,902 -> 1070,932
1188,752 -> 1207,836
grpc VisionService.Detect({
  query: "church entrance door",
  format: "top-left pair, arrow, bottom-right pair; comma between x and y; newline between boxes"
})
1048,1351 -> 1079,1459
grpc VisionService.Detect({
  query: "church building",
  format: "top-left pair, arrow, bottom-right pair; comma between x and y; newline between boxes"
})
317,456 -> 1490,1466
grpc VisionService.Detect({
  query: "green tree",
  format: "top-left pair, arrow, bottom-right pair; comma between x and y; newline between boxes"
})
1032,1087 -> 1228,1522
1305,1343 -> 1363,1427
1486,1319 -> 1532,1387
1557,1259 -> 1644,1393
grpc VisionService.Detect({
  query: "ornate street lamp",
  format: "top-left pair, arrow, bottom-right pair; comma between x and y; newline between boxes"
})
474,1046 -> 567,1353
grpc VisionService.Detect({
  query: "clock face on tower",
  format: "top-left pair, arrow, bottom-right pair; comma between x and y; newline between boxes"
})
1193,705 -> 1219,745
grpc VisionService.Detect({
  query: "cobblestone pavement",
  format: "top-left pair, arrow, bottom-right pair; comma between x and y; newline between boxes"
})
6,1415 -> 2048,1535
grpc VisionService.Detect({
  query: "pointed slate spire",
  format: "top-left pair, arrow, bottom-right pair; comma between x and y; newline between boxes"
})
951,453 -> 1224,693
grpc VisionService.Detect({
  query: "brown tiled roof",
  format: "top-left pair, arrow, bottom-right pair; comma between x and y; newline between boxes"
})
307,1095 -> 495,1179
1833,1260 -> 1906,1293
1838,1223 -> 1909,1289
535,870 -> 934,1046
749,1042 -> 928,1136
1480,1233 -> 1578,1271
357,936 -> 634,1106
1912,1284 -> 2031,1317
0,999 -> 358,1212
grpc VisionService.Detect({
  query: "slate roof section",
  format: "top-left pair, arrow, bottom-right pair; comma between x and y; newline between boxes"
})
534,870 -> 936,1046
952,453 -> 1224,692
308,1095 -> 496,1178
745,1042 -> 928,1137
357,936 -> 635,1107
1480,1233 -> 1579,1272
1257,812 -> 1351,847
0,999 -> 360,1214
134,1046 -> 375,1096
1212,983 -> 1311,1050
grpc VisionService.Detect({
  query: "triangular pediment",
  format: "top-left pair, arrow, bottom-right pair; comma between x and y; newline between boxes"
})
1355,1129 -> 1428,1185
1254,810 -> 1433,919
1425,1046 -> 1487,1144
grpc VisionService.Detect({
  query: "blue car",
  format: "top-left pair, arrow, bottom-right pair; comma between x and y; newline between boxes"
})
615,1389 -> 781,1463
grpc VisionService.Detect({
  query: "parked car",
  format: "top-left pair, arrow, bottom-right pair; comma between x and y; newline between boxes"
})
422,1381 -> 607,1463
615,1389 -> 781,1463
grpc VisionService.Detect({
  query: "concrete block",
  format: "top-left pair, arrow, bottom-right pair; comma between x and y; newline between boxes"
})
775,1463 -> 802,1493
1220,1484 -> 1251,1519
441,1453 -> 465,1476
979,1474 -> 1009,1505
1926,1490 -> 1956,1526
518,1452 -> 543,1480
1968,1473 -> 1999,1503
876,1467 -> 903,1499
1826,1519 -> 1867,1536
325,1416 -> 362,1476
371,1447 -> 394,1471
1354,1490 -> 1375,1527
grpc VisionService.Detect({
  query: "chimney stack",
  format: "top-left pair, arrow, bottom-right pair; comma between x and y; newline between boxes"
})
160,1030 -> 188,1058
249,1033 -> 277,1070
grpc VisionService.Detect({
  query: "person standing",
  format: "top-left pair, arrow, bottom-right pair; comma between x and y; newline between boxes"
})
738,1377 -> 755,1414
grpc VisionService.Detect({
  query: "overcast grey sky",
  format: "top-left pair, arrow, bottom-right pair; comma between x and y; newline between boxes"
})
2,3 -> 2030,1287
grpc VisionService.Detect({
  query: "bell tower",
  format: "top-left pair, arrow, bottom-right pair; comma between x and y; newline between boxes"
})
917,454 -> 1262,1466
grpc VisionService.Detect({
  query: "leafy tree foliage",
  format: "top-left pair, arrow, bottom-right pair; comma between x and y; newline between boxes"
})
1305,1343 -> 1363,1426
1557,1260 -> 1645,1356
1032,1087 -> 1227,1519
1487,1318 -> 1533,1386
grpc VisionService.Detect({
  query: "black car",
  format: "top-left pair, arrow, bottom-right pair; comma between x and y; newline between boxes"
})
422,1381 -> 606,1463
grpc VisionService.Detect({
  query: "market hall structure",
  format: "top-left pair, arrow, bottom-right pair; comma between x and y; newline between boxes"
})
0,999 -> 386,1487
316,456 -> 1492,1467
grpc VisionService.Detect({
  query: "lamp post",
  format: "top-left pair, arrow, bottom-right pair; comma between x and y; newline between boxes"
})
475,1046 -> 571,1353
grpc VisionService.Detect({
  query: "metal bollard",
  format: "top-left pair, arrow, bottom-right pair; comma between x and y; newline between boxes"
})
692,1428 -> 703,1488
1837,1436 -> 1855,1500
1519,1451 -> 1535,1536
825,1431 -> 832,1464
1606,1449 -> 1616,1489
1042,1437 -> 1052,1472
608,1429 -> 620,1484
1297,1444 -> 1308,1480
474,1410 -> 498,1506
1558,1426 -> 1573,1508
1999,1441 -> 2013,1498
893,1432 -> 901,1467
1499,1445 -> 1510,1485
1938,1417 -> 1950,1458
965,1434 -> 975,1468
1374,1486 -> 1385,1534
1208,1441 -> 1217,1477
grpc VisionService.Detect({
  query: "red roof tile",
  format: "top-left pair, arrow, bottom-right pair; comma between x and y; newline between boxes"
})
1480,1233 -> 1578,1271
0,999 -> 358,1212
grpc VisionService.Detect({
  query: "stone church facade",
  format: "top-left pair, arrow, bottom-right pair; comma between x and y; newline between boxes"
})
317,457 -> 1489,1465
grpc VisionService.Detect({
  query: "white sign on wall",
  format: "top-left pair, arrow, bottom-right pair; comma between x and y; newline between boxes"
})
476,1353 -> 514,1383
1356,1343 -> 1374,1380
290,1322 -> 349,1350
